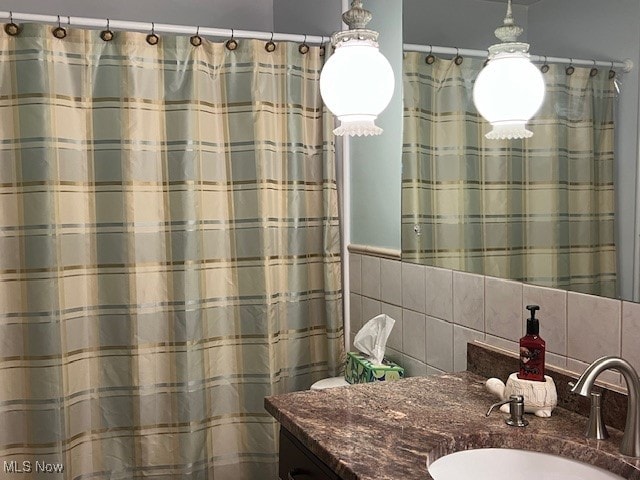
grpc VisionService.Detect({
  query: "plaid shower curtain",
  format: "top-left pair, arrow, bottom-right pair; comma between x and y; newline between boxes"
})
402,53 -> 617,297
0,24 -> 343,479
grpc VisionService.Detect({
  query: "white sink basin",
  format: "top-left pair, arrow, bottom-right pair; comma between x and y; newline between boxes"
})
428,448 -> 624,480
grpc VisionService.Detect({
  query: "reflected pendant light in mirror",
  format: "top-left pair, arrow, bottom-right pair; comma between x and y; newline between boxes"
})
473,0 -> 545,139
320,0 -> 395,136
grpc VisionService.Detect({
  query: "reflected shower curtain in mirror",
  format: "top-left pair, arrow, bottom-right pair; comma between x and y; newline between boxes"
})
0,24 -> 343,479
403,53 -> 616,297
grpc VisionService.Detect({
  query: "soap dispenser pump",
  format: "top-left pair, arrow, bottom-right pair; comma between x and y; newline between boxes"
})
518,305 -> 546,381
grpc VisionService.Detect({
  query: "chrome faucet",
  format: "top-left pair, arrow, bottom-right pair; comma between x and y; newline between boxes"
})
569,356 -> 640,457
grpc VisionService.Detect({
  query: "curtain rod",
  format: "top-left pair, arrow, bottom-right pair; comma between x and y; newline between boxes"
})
404,43 -> 634,72
0,11 -> 329,44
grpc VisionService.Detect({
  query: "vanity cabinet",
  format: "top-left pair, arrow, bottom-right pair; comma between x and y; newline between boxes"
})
279,427 -> 343,480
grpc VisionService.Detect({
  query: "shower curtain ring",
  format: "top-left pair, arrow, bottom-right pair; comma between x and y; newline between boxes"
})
590,59 -> 599,77
100,18 -> 114,42
609,61 -> 616,79
265,32 -> 276,52
454,47 -> 463,65
190,25 -> 202,47
225,28 -> 238,50
53,14 -> 67,39
566,58 -> 575,75
146,22 -> 159,45
425,45 -> 435,65
540,55 -> 549,73
298,34 -> 309,55
319,35 -> 326,56
5,11 -> 21,36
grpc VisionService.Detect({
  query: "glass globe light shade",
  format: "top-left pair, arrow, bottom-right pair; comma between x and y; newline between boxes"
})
320,39 -> 395,136
473,52 -> 545,140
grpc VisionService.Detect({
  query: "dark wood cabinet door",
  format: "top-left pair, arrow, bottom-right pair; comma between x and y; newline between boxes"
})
279,427 -> 343,480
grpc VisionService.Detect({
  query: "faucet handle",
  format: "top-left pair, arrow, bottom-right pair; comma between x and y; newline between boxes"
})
569,380 -> 610,439
486,394 -> 529,427
585,391 -> 609,440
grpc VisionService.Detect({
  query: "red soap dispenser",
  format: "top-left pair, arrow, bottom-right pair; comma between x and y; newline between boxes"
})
518,305 -> 546,382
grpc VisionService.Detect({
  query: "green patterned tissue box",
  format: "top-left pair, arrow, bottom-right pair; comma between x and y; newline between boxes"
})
345,352 -> 405,384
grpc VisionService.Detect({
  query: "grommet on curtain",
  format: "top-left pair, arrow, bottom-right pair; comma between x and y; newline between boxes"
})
225,29 -> 238,51
146,23 -> 159,45
425,46 -> 435,65
298,35 -> 309,55
190,26 -> 202,47
540,56 -> 549,73
52,15 -> 67,39
265,32 -> 276,53
609,62 -> 616,80
4,12 -> 21,36
454,47 -> 463,65
566,59 -> 575,76
100,19 -> 114,42
319,36 -> 326,57
590,60 -> 599,77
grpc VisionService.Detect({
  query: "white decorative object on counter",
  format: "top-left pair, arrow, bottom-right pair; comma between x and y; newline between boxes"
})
486,373 -> 557,417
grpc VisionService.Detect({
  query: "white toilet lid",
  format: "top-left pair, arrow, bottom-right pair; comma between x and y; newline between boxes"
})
310,377 -> 350,390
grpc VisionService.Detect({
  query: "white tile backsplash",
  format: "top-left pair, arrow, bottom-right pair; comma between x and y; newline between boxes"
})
622,301 -> 640,375
349,251 -> 635,382
361,297 -> 381,326
566,358 -> 621,386
381,259 -> 402,306
427,365 -> 446,376
567,292 -> 621,364
402,309 -> 427,363
401,262 -> 426,313
349,293 -> 363,334
453,325 -> 484,372
485,277 -> 523,342
361,256 -> 381,299
453,271 -> 484,331
484,334 -> 519,354
349,253 -> 362,294
426,315 -> 454,372
523,284 -> 567,356
425,266 -> 453,321
385,347 -> 403,366
402,354 -> 427,377
546,352 -> 567,369
382,303 -> 403,352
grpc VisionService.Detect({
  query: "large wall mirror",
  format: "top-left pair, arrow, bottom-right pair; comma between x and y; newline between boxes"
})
400,0 -> 640,302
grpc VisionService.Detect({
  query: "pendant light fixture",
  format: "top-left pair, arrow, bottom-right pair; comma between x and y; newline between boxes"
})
319,0 -> 395,136
473,0 -> 545,140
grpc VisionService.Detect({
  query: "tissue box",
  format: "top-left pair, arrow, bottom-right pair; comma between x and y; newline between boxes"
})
344,352 -> 404,384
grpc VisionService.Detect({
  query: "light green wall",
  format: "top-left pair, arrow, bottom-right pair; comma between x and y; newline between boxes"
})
350,0 -> 403,250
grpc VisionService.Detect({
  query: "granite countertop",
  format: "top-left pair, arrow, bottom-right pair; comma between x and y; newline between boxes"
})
265,372 -> 640,480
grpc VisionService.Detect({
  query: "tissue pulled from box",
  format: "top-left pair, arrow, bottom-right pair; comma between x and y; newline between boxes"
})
353,313 -> 395,365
